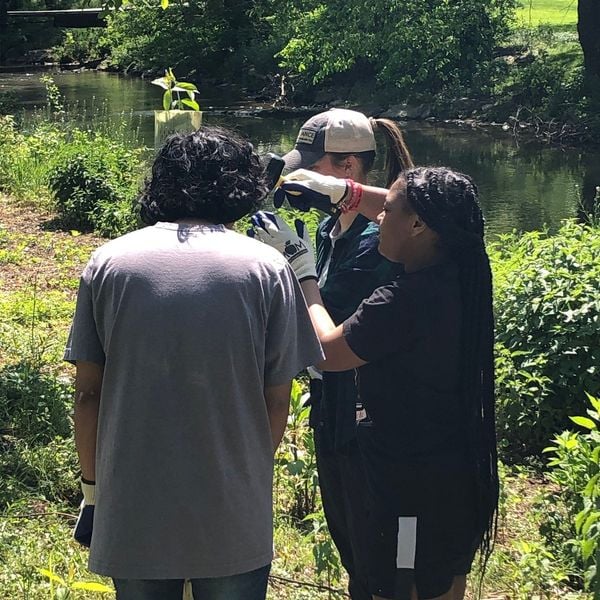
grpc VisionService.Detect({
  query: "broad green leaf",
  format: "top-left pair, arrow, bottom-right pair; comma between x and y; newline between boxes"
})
581,511 -> 600,535
286,459 -> 305,476
290,379 -> 303,403
570,416 -> 596,430
175,82 -> 198,92
586,393 -> 600,413
181,99 -> 200,111
72,581 -> 113,592
162,90 -> 172,111
581,538 -> 595,560
39,569 -> 66,586
584,474 -> 600,496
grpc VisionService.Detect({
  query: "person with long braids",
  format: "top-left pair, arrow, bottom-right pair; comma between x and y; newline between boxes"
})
274,108 -> 413,600
250,167 -> 499,600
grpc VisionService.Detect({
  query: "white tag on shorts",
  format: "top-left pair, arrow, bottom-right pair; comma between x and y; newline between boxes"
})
396,516 -> 417,569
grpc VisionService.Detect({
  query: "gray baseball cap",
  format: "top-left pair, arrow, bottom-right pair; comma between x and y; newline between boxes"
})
283,108 -> 376,170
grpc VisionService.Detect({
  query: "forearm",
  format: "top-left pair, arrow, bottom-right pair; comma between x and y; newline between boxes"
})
265,382 -> 292,452
74,390 -> 100,481
73,361 -> 104,482
300,279 -> 366,372
354,185 -> 388,222
300,278 -> 337,338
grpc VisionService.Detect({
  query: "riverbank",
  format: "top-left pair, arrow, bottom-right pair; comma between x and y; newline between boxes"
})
2,100 -> 598,234
1,189 -> 598,598
2,0 -> 597,149
1,62 -> 596,153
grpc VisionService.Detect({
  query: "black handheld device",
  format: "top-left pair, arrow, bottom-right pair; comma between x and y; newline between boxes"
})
264,153 -> 286,192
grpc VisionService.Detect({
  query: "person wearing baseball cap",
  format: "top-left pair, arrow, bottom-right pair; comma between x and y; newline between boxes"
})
281,108 -> 414,600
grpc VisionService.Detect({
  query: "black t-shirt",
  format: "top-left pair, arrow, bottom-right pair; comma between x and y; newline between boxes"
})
343,261 -> 467,461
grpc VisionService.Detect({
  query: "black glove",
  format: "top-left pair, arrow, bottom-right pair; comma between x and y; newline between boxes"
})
74,478 -> 95,548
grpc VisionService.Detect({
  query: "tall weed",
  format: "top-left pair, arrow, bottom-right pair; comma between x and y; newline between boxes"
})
543,394 -> 600,591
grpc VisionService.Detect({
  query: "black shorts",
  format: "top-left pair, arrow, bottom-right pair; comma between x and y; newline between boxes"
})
357,426 -> 483,600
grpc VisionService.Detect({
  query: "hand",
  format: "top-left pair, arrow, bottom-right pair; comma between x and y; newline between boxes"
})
248,211 -> 317,282
74,478 -> 95,548
274,169 -> 349,213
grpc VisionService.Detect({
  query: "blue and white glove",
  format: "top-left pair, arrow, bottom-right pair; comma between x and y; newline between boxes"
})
274,169 -> 349,213
248,211 -> 317,282
74,478 -> 95,548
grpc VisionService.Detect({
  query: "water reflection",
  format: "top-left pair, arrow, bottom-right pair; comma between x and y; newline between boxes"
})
1,70 -> 599,237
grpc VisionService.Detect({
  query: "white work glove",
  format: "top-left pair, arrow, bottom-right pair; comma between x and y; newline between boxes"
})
248,211 -> 317,282
74,477 -> 95,548
274,169 -> 351,213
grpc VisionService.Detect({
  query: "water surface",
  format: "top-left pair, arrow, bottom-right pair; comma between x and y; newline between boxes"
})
2,69 -> 599,237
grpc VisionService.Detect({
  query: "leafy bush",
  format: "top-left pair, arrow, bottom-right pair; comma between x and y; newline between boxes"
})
0,437 -> 79,508
104,3 -> 272,78
275,379 -> 319,525
48,130 -> 143,237
50,29 -> 110,65
0,362 -> 72,445
0,116 -> 24,190
491,221 -> 600,459
542,394 -> 600,591
276,0 -> 516,94
504,48 -> 587,121
0,116 -> 64,204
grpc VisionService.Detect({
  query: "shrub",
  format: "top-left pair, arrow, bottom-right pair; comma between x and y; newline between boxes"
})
542,394 -> 600,591
50,29 -> 109,65
0,117 -> 69,206
0,116 -> 24,191
491,221 -> 600,459
0,437 -> 79,508
274,379 -> 319,525
48,130 -> 143,237
509,51 -> 568,109
104,5 -> 245,77
276,0 -> 516,94
0,361 -> 72,444
0,117 -> 57,204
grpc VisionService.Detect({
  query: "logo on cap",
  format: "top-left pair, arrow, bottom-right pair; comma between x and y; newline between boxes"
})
297,128 -> 317,145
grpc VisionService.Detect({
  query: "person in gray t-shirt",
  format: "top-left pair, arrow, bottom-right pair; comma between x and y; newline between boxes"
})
66,127 -> 324,600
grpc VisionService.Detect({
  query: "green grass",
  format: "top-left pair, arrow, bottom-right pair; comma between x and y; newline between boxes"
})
1,155 -> 598,598
515,0 -> 578,27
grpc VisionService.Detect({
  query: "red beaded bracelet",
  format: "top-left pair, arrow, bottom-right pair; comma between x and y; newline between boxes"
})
340,179 -> 363,213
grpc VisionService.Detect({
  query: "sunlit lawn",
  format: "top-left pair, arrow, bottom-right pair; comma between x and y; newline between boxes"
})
515,0 -> 577,27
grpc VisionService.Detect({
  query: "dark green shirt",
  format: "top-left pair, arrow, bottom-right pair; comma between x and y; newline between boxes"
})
312,214 -> 401,451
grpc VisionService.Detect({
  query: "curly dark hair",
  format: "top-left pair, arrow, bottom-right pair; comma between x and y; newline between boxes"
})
139,126 -> 268,225
404,167 -> 498,570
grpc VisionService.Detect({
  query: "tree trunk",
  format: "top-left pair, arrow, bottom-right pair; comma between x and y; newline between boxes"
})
578,0 -> 600,92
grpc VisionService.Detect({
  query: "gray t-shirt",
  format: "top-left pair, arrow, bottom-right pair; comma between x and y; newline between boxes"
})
65,222 -> 323,579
